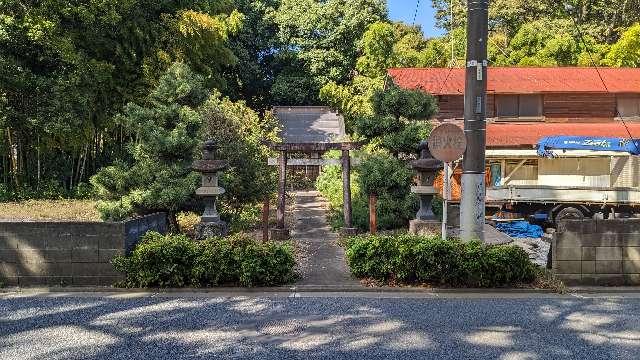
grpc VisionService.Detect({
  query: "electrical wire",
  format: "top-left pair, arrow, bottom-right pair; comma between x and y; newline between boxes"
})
436,0 -> 460,103
565,5 -> 639,153
412,0 -> 421,25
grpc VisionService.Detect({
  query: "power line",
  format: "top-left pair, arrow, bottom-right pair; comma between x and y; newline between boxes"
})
412,0 -> 421,25
565,4 -> 639,154
437,0 -> 459,101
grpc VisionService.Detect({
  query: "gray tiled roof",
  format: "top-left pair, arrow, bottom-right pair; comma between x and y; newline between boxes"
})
274,106 -> 346,144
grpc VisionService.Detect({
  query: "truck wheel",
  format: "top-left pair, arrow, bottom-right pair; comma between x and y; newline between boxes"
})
555,206 -> 585,223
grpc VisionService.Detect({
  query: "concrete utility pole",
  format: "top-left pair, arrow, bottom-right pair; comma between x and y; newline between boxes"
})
460,0 -> 489,242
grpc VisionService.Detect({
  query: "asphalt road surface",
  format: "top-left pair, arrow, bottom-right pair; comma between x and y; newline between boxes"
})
1,291 -> 639,359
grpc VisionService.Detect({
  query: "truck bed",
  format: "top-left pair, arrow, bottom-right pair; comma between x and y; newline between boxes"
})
487,186 -> 640,205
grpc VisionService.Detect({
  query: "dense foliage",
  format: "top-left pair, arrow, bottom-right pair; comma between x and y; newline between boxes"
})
0,0 -> 242,198
112,232 -> 296,287
2,0 -> 639,215
199,93 -> 278,209
354,84 -> 436,157
91,63 -> 205,222
345,233 -> 537,287
316,152 -> 417,231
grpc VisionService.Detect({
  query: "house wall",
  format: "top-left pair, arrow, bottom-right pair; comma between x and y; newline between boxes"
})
543,93 -> 616,121
436,95 -> 464,120
436,94 -> 495,120
435,93 -> 622,122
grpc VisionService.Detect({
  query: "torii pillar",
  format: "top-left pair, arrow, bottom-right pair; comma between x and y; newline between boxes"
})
271,149 -> 290,240
341,144 -> 357,236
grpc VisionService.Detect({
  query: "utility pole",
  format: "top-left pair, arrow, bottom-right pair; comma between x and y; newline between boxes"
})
460,0 -> 488,242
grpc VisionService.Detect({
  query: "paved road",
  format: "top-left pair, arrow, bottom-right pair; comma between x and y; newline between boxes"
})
1,292 -> 640,359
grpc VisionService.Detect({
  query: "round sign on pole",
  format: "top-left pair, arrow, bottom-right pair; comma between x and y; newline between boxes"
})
427,123 -> 467,163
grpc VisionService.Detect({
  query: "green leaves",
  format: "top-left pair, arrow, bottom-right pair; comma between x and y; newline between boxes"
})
357,153 -> 412,197
113,232 -> 296,288
91,63 -> 205,221
353,84 -> 436,156
199,91 -> 278,208
372,84 -> 438,120
345,233 -> 537,287
604,23 -> 640,67
272,0 -> 387,104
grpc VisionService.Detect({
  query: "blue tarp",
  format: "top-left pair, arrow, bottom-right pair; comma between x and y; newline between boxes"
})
495,221 -> 544,239
537,136 -> 640,157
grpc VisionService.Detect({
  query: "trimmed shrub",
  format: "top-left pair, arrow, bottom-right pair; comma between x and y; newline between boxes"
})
112,232 -> 296,288
193,234 -> 296,287
112,232 -> 198,288
177,211 -> 200,238
345,234 -> 536,288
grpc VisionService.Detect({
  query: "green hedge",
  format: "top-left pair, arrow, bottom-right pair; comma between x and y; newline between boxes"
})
345,234 -> 536,288
112,232 -> 296,288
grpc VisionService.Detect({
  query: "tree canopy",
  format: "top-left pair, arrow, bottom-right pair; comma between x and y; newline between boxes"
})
2,0 -> 639,219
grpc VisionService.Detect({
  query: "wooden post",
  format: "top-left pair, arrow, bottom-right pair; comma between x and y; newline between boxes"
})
369,193 -> 377,234
342,148 -> 354,231
277,150 -> 287,230
262,198 -> 270,242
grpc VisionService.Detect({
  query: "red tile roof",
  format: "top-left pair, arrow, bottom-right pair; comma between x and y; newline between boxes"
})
481,122 -> 640,148
389,67 -> 640,95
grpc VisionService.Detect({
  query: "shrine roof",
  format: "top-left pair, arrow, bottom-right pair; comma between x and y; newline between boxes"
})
274,106 -> 347,144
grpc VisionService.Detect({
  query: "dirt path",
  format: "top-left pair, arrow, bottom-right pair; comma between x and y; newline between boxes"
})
291,191 -> 360,286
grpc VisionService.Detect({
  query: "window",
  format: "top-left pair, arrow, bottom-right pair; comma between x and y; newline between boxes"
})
495,95 -> 543,120
496,95 -> 518,117
617,96 -> 640,118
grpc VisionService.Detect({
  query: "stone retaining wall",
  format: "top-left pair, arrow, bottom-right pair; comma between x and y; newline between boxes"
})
0,213 -> 167,286
553,219 -> 640,286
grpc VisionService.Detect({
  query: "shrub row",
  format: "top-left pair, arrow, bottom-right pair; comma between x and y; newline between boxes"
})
112,232 -> 296,288
345,233 -> 536,288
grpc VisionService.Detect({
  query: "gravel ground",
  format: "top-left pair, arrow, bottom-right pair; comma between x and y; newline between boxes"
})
1,293 -> 639,359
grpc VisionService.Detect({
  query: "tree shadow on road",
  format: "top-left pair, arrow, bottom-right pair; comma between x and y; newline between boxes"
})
1,293 -> 639,359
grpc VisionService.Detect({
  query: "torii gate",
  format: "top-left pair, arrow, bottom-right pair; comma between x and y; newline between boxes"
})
266,141 -> 360,240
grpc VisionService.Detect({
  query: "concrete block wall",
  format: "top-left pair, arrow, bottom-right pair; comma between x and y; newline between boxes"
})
0,213 -> 167,286
553,219 -> 640,286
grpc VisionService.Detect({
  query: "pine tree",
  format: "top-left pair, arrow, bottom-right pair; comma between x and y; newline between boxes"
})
91,63 -> 207,227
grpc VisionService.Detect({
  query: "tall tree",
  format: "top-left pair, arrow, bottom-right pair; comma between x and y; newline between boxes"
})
0,0 -> 241,195
273,0 -> 387,105
605,23 -> 640,67
91,63 -> 207,224
224,0 -> 281,110
354,84 -> 437,157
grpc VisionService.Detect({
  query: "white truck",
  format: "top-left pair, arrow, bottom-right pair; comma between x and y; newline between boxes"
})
485,148 -> 640,224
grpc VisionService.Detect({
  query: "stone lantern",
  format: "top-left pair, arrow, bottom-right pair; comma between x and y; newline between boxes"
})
192,139 -> 229,239
409,140 -> 443,235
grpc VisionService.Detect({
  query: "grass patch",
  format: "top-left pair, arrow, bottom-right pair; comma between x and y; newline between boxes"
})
0,200 -> 100,221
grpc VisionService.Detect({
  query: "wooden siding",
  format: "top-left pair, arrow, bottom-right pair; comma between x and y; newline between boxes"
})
543,93 -> 616,120
436,95 -> 463,119
436,94 -> 494,120
435,93 -> 625,122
